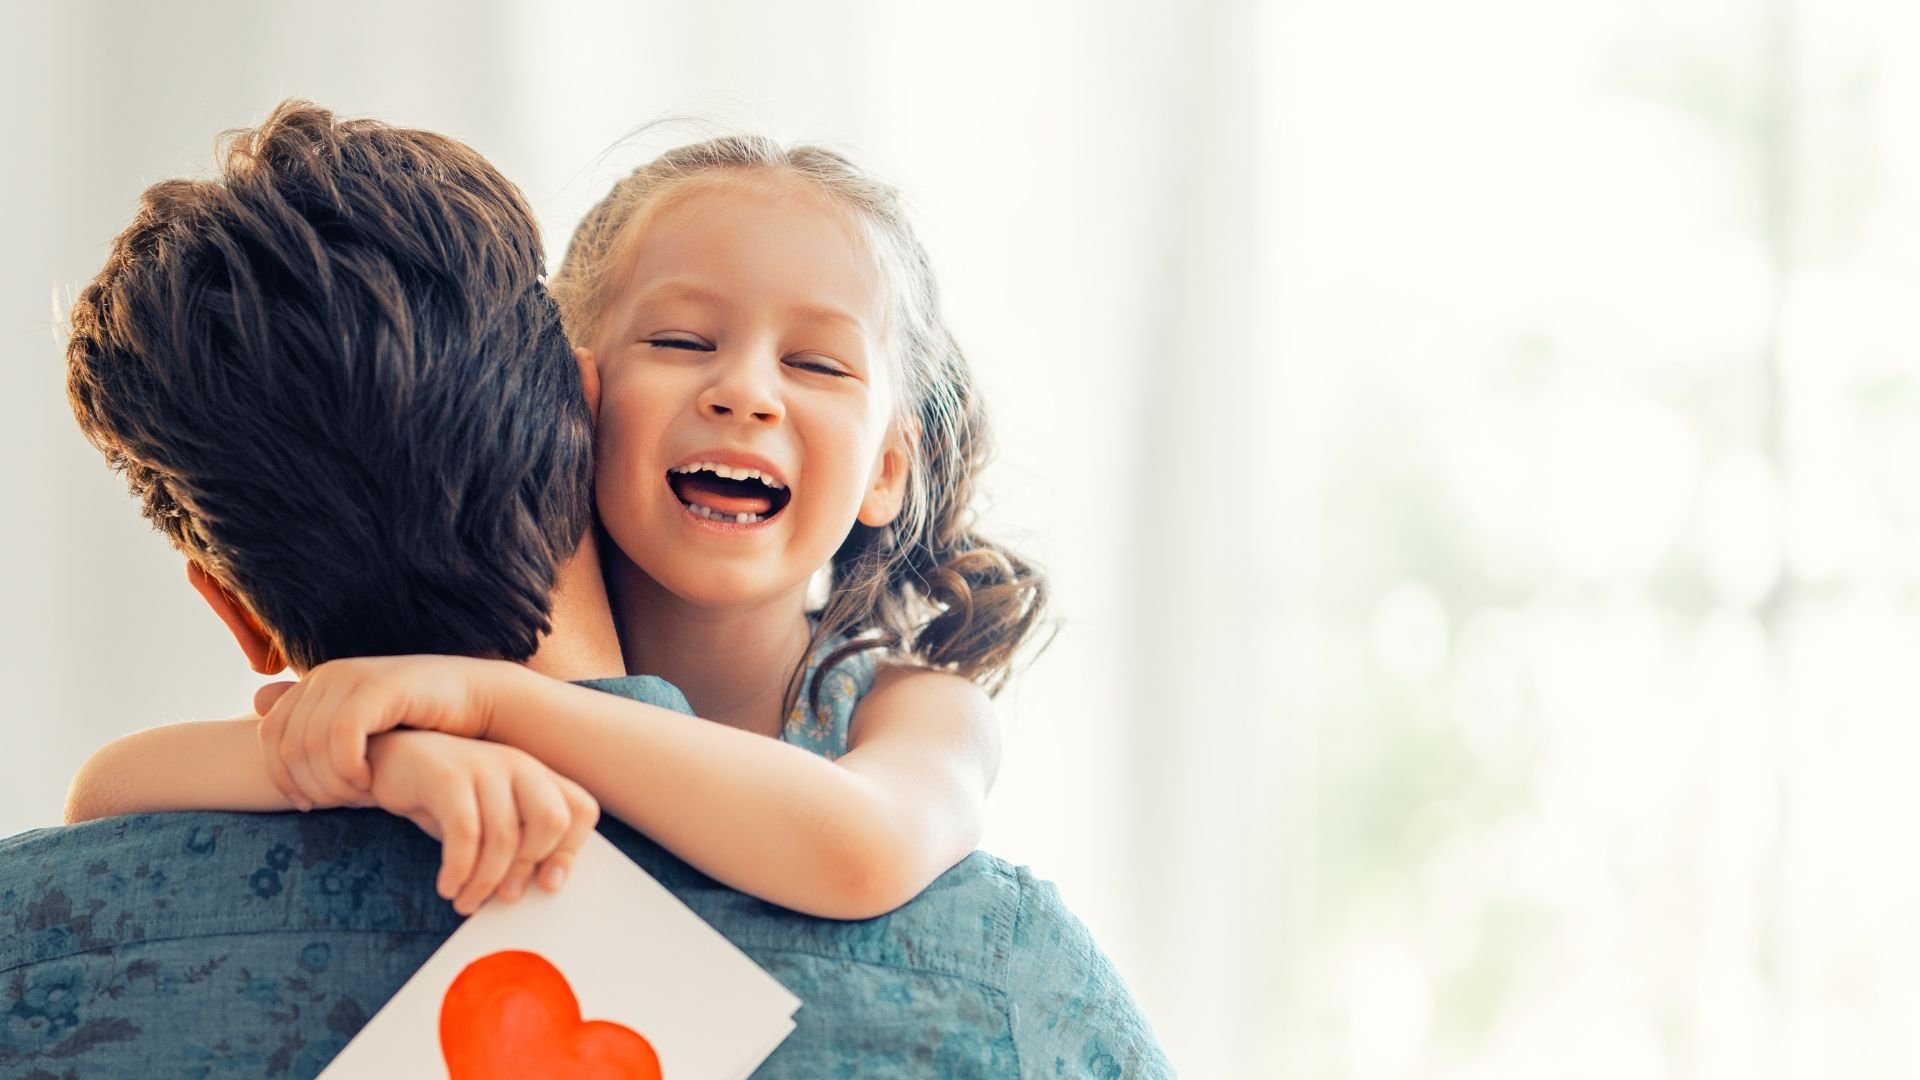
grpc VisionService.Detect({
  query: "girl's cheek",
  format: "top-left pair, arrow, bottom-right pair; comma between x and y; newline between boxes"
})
595,381 -> 660,443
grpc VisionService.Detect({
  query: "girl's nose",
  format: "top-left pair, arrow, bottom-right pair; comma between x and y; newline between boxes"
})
697,355 -> 783,424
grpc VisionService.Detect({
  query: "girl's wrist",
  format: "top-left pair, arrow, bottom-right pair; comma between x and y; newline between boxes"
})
479,660 -> 557,746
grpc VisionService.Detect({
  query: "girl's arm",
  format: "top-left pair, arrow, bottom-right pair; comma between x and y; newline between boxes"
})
67,718 -> 305,822
258,656 -> 1001,920
65,719 -> 601,914
495,663 -> 999,920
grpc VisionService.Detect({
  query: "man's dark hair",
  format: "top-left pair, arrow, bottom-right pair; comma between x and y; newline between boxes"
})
65,100 -> 591,669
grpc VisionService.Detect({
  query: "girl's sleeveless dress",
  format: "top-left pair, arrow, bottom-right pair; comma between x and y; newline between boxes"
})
778,634 -> 879,760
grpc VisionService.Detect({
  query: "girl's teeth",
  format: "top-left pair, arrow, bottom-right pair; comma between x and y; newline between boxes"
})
685,502 -> 765,525
669,462 -> 786,490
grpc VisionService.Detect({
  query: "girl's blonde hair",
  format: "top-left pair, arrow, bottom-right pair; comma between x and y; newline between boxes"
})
552,135 -> 1048,710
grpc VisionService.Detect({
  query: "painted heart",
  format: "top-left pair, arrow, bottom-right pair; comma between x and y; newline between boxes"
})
439,949 -> 663,1079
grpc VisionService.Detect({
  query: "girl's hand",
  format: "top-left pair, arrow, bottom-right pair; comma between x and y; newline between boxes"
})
253,655 -> 519,811
366,730 -> 599,914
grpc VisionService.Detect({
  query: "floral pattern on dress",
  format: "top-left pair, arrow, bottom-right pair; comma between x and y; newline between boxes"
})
779,634 -> 881,760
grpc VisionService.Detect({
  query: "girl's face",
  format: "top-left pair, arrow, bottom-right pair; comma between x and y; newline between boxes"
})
589,176 -> 909,612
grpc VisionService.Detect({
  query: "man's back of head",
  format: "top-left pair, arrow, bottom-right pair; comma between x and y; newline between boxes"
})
65,100 -> 590,670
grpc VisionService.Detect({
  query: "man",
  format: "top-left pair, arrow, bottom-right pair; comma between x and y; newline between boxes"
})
0,101 -> 1168,1077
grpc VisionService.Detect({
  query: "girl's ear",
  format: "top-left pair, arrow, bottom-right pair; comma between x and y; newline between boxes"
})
858,427 -> 913,528
186,561 -> 288,675
574,347 -> 601,421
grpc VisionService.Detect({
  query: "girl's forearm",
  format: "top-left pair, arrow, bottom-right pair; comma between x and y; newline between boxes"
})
486,671 -> 929,920
65,719 -> 300,823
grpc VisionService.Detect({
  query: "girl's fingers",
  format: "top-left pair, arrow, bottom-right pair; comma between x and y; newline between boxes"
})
435,787 -> 481,903
496,778 -> 562,904
498,859 -> 538,903
282,678 -> 339,808
406,811 -> 442,841
511,769 -> 571,867
297,681 -> 364,808
253,680 -> 297,717
536,851 -> 575,893
256,685 -> 308,809
304,720 -> 359,807
539,777 -> 599,893
500,769 -> 579,902
329,699 -> 376,793
303,685 -> 367,804
453,768 -> 518,915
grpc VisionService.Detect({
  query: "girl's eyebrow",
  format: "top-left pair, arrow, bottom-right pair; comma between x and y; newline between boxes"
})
788,303 -> 868,338
632,280 -> 729,311
635,279 -> 869,338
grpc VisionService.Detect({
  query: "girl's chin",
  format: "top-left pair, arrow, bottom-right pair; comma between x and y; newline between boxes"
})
632,559 -> 811,613
604,505 -> 838,611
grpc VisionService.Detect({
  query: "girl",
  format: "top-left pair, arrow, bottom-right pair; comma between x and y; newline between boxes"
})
115,136 -> 1048,920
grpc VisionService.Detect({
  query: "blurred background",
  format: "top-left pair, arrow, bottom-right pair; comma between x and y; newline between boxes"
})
4,0 -> 1918,1076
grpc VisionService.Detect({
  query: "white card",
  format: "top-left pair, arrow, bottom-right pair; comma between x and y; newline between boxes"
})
318,832 -> 800,1079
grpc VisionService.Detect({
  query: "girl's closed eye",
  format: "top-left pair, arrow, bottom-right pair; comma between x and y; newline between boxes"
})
787,356 -> 852,378
644,337 -> 846,378
647,335 -> 712,351
648,335 -> 850,379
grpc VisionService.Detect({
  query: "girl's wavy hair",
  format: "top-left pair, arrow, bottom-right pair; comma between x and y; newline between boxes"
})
551,134 -> 1049,712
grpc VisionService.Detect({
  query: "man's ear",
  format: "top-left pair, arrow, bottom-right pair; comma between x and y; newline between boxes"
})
186,561 -> 287,675
857,427 -> 913,528
575,347 -> 601,421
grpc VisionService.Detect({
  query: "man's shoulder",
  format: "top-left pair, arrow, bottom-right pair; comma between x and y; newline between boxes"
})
690,846 -> 1026,989
0,810 -> 455,975
0,812 -> 1030,985
0,811 -> 1022,980
0,811 -> 1171,1077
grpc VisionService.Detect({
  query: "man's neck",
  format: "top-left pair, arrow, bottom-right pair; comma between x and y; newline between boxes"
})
525,525 -> 626,681
608,553 -> 811,739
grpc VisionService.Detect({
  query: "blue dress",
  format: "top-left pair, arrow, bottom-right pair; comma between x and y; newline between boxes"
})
778,634 -> 880,760
579,632 -> 880,760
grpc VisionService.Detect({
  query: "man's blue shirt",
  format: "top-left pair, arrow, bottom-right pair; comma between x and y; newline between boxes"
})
0,677 -> 1169,1077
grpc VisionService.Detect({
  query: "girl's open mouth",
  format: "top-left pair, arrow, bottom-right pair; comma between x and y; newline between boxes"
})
667,463 -> 792,525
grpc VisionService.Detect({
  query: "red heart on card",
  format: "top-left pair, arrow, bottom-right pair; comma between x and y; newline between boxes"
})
440,949 -> 662,1079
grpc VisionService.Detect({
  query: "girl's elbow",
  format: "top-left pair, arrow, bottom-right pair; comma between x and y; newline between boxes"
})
804,788 -> 983,919
63,760 -> 120,824
817,829 -> 942,920
821,867 -> 921,921
61,788 -> 95,826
